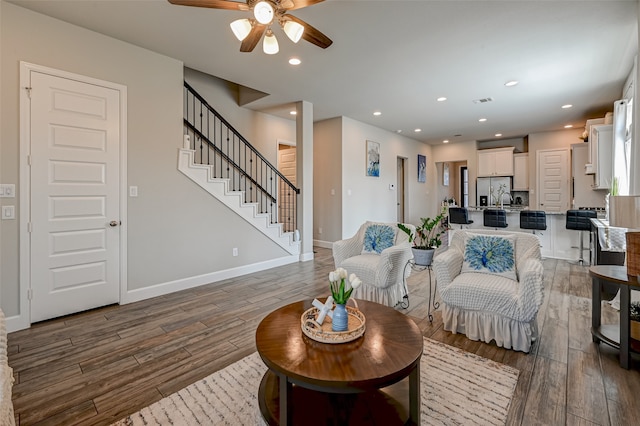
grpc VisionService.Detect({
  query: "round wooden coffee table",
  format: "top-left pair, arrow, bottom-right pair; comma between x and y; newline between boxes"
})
255,299 -> 423,425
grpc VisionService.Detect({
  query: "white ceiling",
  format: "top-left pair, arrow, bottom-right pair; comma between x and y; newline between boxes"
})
8,0 -> 639,145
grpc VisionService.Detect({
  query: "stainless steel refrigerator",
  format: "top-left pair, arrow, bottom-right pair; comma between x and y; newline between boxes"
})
477,177 -> 512,206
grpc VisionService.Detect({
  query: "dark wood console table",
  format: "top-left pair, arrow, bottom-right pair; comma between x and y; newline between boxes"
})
590,265 -> 640,369
255,299 -> 424,425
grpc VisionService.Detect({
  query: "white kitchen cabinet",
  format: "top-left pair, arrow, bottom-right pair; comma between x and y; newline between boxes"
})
513,153 -> 529,190
477,147 -> 515,177
588,124 -> 613,189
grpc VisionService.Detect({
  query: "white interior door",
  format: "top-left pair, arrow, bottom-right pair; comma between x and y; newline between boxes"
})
278,143 -> 296,232
29,71 -> 121,322
537,149 -> 570,213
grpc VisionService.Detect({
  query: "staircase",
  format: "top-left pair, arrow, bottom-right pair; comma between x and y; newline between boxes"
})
178,82 -> 300,255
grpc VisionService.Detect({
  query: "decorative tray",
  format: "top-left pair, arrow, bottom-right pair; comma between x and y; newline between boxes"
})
300,305 -> 366,344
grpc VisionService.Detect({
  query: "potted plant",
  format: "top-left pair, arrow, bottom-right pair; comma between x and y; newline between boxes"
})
398,208 -> 447,266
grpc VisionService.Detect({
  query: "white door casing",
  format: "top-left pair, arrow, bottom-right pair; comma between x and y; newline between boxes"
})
537,148 -> 570,213
19,63 -> 127,326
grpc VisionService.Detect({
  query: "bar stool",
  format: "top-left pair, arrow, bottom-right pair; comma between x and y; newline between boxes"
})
483,209 -> 508,229
448,207 -> 474,229
566,210 -> 597,265
519,210 -> 547,235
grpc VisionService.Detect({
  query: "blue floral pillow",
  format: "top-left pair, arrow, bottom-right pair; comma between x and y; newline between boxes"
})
461,233 -> 517,280
362,224 -> 397,254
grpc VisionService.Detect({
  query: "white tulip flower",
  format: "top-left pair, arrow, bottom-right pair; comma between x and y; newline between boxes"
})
329,271 -> 336,282
336,267 -> 348,280
350,277 -> 362,290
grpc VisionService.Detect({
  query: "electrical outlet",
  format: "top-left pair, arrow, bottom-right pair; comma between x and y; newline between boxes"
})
232,247 -> 238,257
318,227 -> 323,234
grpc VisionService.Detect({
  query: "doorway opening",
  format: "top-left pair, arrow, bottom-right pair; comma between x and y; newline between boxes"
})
397,157 -> 407,222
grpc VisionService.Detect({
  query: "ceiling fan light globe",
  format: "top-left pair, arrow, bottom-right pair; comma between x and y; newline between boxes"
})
283,20 -> 304,43
254,1 -> 274,25
230,19 -> 252,41
263,32 -> 279,54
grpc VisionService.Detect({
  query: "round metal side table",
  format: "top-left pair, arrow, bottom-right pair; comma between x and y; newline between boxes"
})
402,260 -> 439,322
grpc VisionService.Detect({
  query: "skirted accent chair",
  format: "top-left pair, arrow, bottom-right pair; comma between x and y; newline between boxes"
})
432,229 -> 544,352
332,222 -> 416,307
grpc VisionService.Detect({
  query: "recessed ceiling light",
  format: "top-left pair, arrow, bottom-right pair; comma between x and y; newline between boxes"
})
289,110 -> 297,115
396,130 -> 402,133
443,140 -> 449,144
437,97 -> 447,102
561,104 -> 573,109
495,133 -> 502,137
373,111 -> 382,116
564,124 -> 573,128
504,80 -> 519,87
414,128 -> 422,133
288,57 -> 301,65
478,118 -> 487,122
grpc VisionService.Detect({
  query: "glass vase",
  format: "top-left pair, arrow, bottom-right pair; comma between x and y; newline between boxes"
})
332,303 -> 348,332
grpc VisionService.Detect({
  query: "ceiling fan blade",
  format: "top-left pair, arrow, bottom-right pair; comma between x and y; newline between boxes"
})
286,0 -> 325,11
240,24 -> 267,52
285,14 -> 332,49
168,0 -> 249,11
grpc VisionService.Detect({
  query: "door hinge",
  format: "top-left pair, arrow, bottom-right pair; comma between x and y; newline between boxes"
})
24,86 -> 32,99
27,155 -> 32,166
27,289 -> 33,300
28,222 -> 33,233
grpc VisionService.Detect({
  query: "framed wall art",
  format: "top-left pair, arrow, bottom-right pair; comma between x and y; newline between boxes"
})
366,140 -> 380,177
417,154 -> 426,182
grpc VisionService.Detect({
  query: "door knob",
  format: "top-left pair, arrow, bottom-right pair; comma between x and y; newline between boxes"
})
109,221 -> 119,227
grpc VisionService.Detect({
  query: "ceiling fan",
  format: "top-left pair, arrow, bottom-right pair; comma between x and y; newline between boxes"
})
168,0 -> 333,54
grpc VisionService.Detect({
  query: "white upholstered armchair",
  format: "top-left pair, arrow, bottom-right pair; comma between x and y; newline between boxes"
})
332,222 -> 415,307
432,229 -> 544,352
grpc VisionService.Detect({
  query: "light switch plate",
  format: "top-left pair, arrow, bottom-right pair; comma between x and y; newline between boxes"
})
0,184 -> 15,198
129,186 -> 138,197
1,206 -> 15,220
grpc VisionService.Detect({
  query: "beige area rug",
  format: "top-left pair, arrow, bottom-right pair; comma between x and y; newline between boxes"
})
113,338 -> 519,426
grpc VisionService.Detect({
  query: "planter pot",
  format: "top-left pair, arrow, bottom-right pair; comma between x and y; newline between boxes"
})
412,248 -> 435,266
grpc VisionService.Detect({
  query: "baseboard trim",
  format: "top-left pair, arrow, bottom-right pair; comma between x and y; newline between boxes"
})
313,239 -> 333,249
6,314 -> 30,334
122,255 -> 299,304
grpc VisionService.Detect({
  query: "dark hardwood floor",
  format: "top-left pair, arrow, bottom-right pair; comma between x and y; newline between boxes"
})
7,247 -> 640,425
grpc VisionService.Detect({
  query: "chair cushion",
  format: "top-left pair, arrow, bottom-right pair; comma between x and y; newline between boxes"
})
361,224 -> 397,254
461,233 -> 517,280
441,272 -> 523,320
340,254 -> 381,289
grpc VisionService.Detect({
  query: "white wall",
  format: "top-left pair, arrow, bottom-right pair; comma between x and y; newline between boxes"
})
0,2 -> 295,322
313,118 -> 343,245
314,116 -> 434,241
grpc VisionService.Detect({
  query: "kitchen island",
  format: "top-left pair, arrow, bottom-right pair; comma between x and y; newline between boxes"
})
447,206 -> 594,260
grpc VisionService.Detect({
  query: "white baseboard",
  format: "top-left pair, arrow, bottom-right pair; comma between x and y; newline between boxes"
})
299,251 -> 314,262
6,314 -> 29,334
313,239 -> 333,249
122,255 -> 299,304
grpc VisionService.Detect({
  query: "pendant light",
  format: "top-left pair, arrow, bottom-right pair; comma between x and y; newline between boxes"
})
283,20 -> 304,43
263,29 -> 279,54
230,19 -> 252,41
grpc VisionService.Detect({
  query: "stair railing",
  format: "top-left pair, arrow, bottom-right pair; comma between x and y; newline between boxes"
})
183,81 -> 299,233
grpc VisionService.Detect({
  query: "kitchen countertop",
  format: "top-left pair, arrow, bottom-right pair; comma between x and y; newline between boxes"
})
465,206 -> 567,215
590,218 -> 627,252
